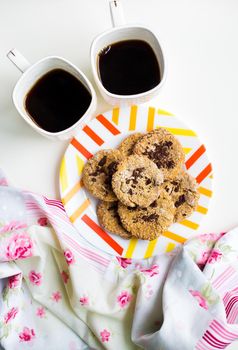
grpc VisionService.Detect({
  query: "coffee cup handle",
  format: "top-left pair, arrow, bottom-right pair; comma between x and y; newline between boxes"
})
110,0 -> 125,27
7,48 -> 31,73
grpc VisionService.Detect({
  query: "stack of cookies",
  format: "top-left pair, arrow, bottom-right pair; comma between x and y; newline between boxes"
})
82,128 -> 200,241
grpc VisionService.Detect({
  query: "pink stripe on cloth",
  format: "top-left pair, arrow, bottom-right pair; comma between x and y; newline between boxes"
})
212,266 -> 236,289
25,194 -> 110,272
60,231 -> 110,267
196,339 -> 216,350
196,319 -> 238,349
212,319 -> 238,338
204,331 -> 228,348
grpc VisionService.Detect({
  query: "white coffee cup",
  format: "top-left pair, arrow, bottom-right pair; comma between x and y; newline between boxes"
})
7,49 -> 97,141
91,0 -> 166,106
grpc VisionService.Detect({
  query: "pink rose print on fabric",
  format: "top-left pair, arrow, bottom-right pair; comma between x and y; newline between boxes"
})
0,221 -> 27,234
79,296 -> 89,306
4,307 -> 18,324
64,249 -> 75,265
36,307 -> 45,318
117,290 -> 133,308
197,251 -> 210,266
0,178 -> 8,186
19,327 -> 36,342
6,233 -> 33,260
8,273 -> 21,289
61,270 -> 69,284
51,291 -> 62,302
37,217 -> 48,226
29,270 -> 42,286
199,233 -> 219,243
140,264 -> 159,277
100,329 -> 110,343
189,290 -> 208,310
207,249 -> 222,264
116,257 -> 132,268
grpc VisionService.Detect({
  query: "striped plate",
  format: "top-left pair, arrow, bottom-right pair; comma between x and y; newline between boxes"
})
59,105 -> 213,258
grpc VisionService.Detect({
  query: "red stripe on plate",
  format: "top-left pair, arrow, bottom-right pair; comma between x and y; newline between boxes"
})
196,163 -> 212,184
71,138 -> 93,159
81,214 -> 123,255
185,144 -> 206,169
96,114 -> 121,135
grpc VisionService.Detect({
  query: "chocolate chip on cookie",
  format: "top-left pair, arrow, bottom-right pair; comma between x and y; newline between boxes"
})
118,190 -> 175,240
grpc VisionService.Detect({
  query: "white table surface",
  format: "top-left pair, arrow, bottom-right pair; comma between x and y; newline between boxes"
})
0,0 -> 238,348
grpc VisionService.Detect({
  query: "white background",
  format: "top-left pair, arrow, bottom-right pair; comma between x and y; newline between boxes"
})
0,1 -> 238,348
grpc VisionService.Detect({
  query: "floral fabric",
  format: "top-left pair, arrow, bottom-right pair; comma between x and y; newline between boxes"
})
1,172 -> 238,349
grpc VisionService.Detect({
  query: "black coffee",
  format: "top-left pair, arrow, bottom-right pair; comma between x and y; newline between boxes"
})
25,69 -> 92,133
98,39 -> 160,95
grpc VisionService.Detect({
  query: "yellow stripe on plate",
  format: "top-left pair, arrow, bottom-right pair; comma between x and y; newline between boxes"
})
59,157 -> 68,193
76,155 -> 84,176
166,242 -> 176,252
62,180 -> 84,205
162,231 -> 187,244
179,219 -> 199,230
144,238 -> 158,258
112,107 -> 120,125
164,127 -> 197,137
183,147 -> 192,155
70,198 -> 90,222
124,238 -> 138,258
147,107 -> 155,131
209,174 -> 213,179
157,109 -> 174,116
129,105 -> 137,131
196,205 -> 208,215
198,186 -> 213,198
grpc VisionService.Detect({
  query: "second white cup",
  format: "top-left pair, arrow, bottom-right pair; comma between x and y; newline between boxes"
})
91,0 -> 166,106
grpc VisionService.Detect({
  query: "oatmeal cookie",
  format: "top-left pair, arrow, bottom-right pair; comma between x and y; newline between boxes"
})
112,155 -> 164,207
162,170 -> 200,222
82,149 -> 122,201
97,201 -> 131,239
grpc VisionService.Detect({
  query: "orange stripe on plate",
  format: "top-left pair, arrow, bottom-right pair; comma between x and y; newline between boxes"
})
147,107 -> 155,131
129,105 -> 137,131
179,219 -> 199,230
82,214 -> 123,255
196,163 -> 212,184
96,114 -> 121,135
83,125 -> 104,146
62,180 -> 84,205
112,107 -> 120,125
162,231 -> 187,244
70,199 -> 90,222
196,205 -> 208,215
198,186 -> 212,197
185,145 -> 206,169
71,138 -> 93,159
